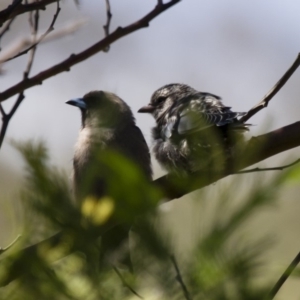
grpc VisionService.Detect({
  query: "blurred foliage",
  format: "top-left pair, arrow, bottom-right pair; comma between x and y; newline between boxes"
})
0,141 -> 299,299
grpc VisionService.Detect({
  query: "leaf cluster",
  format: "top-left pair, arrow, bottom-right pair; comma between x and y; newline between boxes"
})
0,141 -> 299,299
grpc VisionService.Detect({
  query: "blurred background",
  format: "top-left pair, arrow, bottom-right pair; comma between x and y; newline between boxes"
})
0,0 -> 300,298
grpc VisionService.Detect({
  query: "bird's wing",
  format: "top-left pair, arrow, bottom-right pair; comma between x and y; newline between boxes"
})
174,94 -> 246,135
177,110 -> 246,134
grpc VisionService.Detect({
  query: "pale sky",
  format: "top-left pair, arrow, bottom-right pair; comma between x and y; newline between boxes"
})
1,0 -> 300,174
1,1 -> 300,296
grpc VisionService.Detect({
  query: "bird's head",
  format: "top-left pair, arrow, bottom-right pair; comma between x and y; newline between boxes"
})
66,90 -> 134,128
138,83 -> 196,121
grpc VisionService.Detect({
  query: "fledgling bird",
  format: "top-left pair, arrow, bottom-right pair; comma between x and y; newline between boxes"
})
66,90 -> 152,269
138,83 -> 248,173
67,90 -> 152,199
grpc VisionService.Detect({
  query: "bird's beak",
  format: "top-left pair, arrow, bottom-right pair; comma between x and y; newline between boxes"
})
66,98 -> 87,109
138,104 -> 155,113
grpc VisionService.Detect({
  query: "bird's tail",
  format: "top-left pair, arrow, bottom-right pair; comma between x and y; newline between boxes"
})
230,122 -> 251,131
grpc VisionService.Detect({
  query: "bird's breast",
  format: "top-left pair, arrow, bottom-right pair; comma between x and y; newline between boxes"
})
74,127 -> 92,156
73,127 -> 94,172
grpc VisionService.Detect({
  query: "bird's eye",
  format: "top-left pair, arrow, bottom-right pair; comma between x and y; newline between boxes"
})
156,96 -> 167,105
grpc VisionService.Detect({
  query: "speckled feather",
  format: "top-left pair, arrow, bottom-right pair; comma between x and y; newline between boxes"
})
145,84 -> 248,173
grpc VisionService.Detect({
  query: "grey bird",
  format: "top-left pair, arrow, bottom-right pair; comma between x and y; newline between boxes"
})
138,83 -> 248,173
66,90 -> 152,269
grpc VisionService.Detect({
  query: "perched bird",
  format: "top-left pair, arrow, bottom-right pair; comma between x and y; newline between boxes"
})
67,90 -> 152,199
138,83 -> 248,173
66,90 -> 152,269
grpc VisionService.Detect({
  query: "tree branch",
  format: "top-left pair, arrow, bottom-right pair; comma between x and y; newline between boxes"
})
113,266 -> 143,299
3,1 -> 61,62
102,0 -> 112,52
155,121 -> 300,200
0,92 -> 24,148
170,254 -> 192,300
0,19 -> 86,64
0,235 -> 21,256
1,121 -> 299,286
236,158 -> 300,174
240,53 -> 300,123
0,0 -> 181,103
0,0 -> 59,26
0,2 -> 49,149
103,0 -> 112,36
24,6 -> 40,78
269,250 -> 300,299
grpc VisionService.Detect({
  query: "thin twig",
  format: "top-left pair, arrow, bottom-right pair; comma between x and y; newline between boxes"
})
0,0 -> 179,147
0,121 -> 300,286
0,0 -> 22,25
0,19 -> 86,64
113,266 -> 143,299
3,1 -> 61,62
170,255 -> 192,300
154,121 -> 300,200
269,251 -> 300,299
0,0 -> 58,26
240,53 -> 300,123
0,92 -> 24,148
103,0 -> 112,35
0,104 -> 5,116
0,0 -> 181,103
0,4 -> 42,149
103,0 -> 112,52
0,235 -> 21,255
236,158 -> 300,174
24,8 -> 39,78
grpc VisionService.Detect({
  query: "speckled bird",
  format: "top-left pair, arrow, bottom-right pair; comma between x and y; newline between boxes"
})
138,83 -> 248,173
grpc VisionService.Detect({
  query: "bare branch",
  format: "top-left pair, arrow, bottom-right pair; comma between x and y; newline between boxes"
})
0,104 -> 5,116
0,121 -> 299,286
3,1 -> 61,62
113,266 -> 143,299
24,8 -> 39,78
103,0 -> 112,52
103,0 -> 112,36
236,158 -> 300,174
240,53 -> 300,123
0,0 -> 179,148
0,0 -> 181,103
0,235 -> 21,255
0,92 -> 24,148
0,3 -> 43,149
0,0 -> 58,26
0,19 -> 86,64
155,121 -> 300,200
269,251 -> 300,299
0,0 -> 22,26
170,255 -> 192,300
